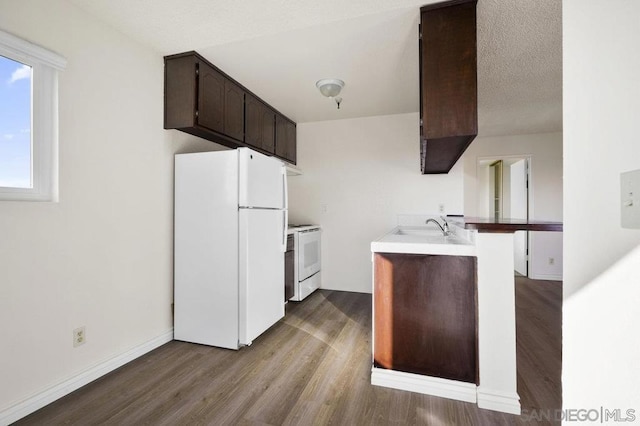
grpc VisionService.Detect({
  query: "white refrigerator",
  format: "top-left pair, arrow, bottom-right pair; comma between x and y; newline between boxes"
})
174,148 -> 288,349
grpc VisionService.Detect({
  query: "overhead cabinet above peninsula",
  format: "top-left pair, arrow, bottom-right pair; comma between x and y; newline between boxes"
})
164,51 -> 297,164
420,0 -> 478,174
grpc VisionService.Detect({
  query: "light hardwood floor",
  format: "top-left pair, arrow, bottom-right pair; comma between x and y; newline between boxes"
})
17,277 -> 561,425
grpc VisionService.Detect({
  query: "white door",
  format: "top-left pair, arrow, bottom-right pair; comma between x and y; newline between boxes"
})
510,159 -> 528,276
489,160 -> 503,218
238,208 -> 285,346
238,148 -> 285,209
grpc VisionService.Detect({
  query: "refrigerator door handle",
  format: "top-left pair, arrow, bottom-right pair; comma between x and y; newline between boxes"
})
282,165 -> 288,210
282,165 -> 288,253
282,209 -> 288,252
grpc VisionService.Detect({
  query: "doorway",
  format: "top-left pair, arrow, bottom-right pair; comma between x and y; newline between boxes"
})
489,160 -> 503,219
478,156 -> 530,276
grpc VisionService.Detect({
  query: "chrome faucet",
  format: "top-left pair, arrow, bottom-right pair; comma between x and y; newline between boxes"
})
425,217 -> 449,236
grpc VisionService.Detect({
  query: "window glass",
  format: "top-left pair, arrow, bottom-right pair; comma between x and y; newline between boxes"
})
0,55 -> 32,188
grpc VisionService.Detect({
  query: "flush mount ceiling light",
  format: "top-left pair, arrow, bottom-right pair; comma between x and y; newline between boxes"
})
316,79 -> 345,109
316,79 -> 344,97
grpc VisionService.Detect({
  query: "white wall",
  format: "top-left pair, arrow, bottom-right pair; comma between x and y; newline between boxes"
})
288,113 -> 463,293
563,0 -> 640,421
0,0 -> 221,418
462,132 -> 563,280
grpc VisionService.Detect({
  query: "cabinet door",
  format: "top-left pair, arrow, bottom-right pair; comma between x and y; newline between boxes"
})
261,107 -> 276,154
285,120 -> 296,164
197,61 -> 225,134
275,115 -> 296,164
246,95 -> 276,153
275,115 -> 287,159
245,94 -> 262,149
224,79 -> 245,141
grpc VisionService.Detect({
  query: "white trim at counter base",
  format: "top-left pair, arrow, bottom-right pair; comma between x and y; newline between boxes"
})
371,367 -> 477,403
371,368 -> 521,415
477,387 -> 522,415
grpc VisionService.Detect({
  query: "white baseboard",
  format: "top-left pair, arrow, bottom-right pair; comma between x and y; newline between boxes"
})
477,387 -> 521,415
0,329 -> 174,426
528,273 -> 563,281
371,367 -> 477,403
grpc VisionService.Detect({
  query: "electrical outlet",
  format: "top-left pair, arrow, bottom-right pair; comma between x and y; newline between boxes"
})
321,204 -> 328,213
548,257 -> 555,265
73,326 -> 86,347
439,204 -> 445,213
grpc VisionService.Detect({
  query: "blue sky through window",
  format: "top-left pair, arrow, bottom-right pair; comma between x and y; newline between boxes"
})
0,55 -> 32,188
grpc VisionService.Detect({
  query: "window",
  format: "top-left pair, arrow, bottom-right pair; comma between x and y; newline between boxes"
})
0,56 -> 32,188
0,29 -> 66,201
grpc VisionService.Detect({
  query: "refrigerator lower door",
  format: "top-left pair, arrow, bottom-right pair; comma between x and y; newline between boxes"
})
238,208 -> 285,346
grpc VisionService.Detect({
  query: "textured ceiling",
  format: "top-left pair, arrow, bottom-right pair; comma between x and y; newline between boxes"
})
477,0 -> 562,136
69,0 -> 562,136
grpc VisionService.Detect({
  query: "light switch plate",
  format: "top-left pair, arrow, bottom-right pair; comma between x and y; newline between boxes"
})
621,169 -> 640,229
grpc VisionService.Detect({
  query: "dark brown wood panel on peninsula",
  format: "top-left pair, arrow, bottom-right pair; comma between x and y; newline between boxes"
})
164,51 -> 296,164
373,252 -> 478,384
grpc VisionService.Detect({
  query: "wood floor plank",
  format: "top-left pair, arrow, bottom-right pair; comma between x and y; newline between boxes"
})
16,277 -> 561,425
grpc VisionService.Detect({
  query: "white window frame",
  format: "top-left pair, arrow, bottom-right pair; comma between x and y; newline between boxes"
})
0,29 -> 66,202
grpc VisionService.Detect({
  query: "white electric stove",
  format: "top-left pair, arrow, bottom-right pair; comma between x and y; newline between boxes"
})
287,225 -> 321,301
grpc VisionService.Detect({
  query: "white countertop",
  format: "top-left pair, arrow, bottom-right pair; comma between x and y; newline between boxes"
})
371,225 -> 476,256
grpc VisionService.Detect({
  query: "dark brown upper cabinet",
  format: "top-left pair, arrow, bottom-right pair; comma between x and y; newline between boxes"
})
224,79 -> 244,141
197,61 -> 225,134
275,115 -> 296,164
164,51 -> 296,164
420,0 -> 478,174
245,94 -> 276,154
165,54 -> 244,145
261,107 -> 276,154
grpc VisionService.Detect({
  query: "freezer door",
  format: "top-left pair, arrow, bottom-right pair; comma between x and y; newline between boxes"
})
239,208 -> 285,346
238,148 -> 285,209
